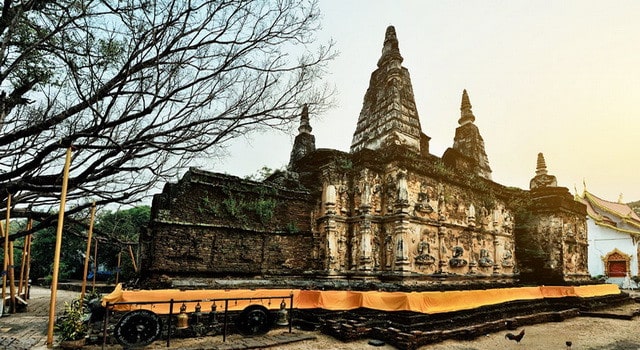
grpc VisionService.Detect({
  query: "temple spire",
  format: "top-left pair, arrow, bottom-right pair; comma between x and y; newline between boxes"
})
451,89 -> 492,180
288,104 -> 315,168
529,152 -> 558,189
350,26 -> 425,154
377,26 -> 403,67
298,104 -> 312,134
458,89 -> 475,125
535,152 -> 548,176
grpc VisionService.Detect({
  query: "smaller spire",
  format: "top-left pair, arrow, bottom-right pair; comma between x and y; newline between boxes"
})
288,104 -> 315,168
377,26 -> 403,67
535,152 -> 548,176
458,89 -> 476,125
298,104 -> 312,134
529,152 -> 557,189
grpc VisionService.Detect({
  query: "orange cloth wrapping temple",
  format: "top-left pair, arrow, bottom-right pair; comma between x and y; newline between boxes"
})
102,284 -> 620,315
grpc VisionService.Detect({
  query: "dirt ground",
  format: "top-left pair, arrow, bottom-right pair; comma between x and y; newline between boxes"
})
29,284 -> 627,350
81,303 -> 640,350
285,315 -> 640,350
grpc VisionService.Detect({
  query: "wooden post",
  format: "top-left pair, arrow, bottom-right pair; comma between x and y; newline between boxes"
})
18,219 -> 31,296
80,202 -> 96,310
2,194 -> 12,314
46,146 -> 73,347
92,238 -> 98,292
115,251 -> 122,285
1,220 -> 5,316
127,245 -> 138,273
24,224 -> 33,300
8,219 -> 16,314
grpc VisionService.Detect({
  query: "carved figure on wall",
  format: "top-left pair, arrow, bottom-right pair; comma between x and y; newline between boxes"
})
327,236 -> 337,270
478,248 -> 493,267
385,175 -> 397,213
372,233 -> 380,269
396,236 -> 406,261
396,170 -> 409,204
415,182 -> 434,214
479,206 -> 489,227
437,184 -> 447,221
415,240 -> 436,265
502,243 -> 514,268
351,233 -> 359,269
361,183 -> 372,209
371,174 -> 382,213
337,232 -> 346,269
325,184 -> 336,205
384,234 -> 393,268
503,211 -> 513,234
449,246 -> 468,268
338,182 -> 349,215
467,203 -> 476,227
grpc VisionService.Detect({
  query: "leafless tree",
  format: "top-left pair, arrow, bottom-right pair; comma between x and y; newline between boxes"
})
0,0 -> 335,236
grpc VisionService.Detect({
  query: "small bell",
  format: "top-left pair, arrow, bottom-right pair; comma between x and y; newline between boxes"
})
276,299 -> 289,326
176,303 -> 189,329
208,302 -> 218,324
192,302 -> 203,325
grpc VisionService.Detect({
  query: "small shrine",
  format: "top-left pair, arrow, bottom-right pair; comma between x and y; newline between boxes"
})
140,26 -> 591,290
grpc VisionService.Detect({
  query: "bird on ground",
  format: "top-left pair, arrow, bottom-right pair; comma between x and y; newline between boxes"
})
505,329 -> 525,343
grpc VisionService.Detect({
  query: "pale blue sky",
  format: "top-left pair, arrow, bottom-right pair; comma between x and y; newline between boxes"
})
203,0 -> 640,202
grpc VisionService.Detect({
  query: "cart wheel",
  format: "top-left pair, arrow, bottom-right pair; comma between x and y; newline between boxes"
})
235,305 -> 272,336
114,309 -> 162,347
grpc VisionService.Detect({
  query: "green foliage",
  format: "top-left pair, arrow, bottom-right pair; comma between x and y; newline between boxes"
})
220,194 -> 277,224
198,196 -> 220,215
54,299 -> 89,341
252,199 -> 277,224
245,166 -> 280,182
336,157 -> 353,171
25,205 -> 150,284
94,205 -> 150,282
285,222 -> 300,233
30,225 -> 85,283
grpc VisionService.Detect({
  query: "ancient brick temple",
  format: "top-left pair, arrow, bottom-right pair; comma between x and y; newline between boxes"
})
140,26 -> 590,289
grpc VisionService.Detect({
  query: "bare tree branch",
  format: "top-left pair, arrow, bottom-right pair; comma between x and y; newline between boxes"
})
0,0 -> 335,227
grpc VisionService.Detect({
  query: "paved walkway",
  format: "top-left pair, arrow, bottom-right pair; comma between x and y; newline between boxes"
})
0,286 -> 77,349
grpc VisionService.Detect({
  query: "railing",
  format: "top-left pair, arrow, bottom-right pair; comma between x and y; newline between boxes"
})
102,294 -> 294,348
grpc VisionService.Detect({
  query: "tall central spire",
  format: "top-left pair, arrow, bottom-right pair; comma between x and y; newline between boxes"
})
350,26 -> 425,154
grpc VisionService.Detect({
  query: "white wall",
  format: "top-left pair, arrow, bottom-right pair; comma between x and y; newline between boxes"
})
587,220 -> 638,278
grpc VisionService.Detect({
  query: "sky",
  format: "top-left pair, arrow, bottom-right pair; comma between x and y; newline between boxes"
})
202,0 -> 640,202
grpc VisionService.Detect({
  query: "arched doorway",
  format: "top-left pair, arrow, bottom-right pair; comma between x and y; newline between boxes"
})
602,248 -> 631,277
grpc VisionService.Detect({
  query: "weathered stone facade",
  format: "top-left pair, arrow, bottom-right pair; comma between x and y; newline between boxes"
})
140,26 -> 591,289
141,169 -> 318,278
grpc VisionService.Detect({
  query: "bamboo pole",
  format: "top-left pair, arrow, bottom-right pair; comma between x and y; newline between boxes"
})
18,219 -> 31,296
92,238 -> 98,292
24,223 -> 33,299
115,250 -> 122,285
91,238 -> 98,292
2,194 -> 12,314
0,220 -> 5,316
80,202 -> 96,309
46,147 -> 73,347
8,214 -> 16,314
127,245 -> 138,273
